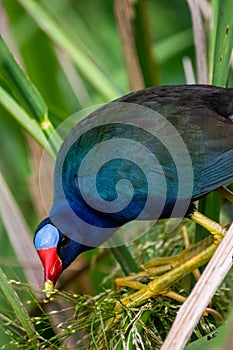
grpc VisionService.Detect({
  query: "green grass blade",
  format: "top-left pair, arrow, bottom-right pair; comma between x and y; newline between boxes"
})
155,28 -> 193,64
0,36 -> 47,122
0,268 -> 39,348
212,0 -> 233,86
0,86 -> 49,150
110,246 -> 138,275
133,0 -> 160,86
197,192 -> 222,241
17,0 -> 120,100
208,0 -> 219,82
0,37 -> 62,153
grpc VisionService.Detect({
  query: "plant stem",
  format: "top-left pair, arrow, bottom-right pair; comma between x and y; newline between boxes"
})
133,0 -> 160,86
111,245 -> 139,275
0,269 -> 39,348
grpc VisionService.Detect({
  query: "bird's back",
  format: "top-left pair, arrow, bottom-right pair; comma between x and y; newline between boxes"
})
117,85 -> 233,200
53,85 -> 233,229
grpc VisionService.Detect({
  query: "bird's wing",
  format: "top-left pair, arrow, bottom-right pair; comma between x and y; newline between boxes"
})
196,149 -> 233,196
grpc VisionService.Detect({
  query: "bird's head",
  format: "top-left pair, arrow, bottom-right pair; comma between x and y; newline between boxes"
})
34,217 -> 90,297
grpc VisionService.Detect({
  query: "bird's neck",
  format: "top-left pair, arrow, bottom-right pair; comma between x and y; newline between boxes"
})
49,199 -> 119,248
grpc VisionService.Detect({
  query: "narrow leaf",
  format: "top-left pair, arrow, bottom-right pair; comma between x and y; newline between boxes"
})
0,86 -> 51,153
0,267 -> 39,347
0,36 -> 47,122
212,0 -> 233,86
155,29 -> 193,64
133,0 -> 160,86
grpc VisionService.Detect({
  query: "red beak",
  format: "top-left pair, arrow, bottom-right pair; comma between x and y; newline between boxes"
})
37,247 -> 62,297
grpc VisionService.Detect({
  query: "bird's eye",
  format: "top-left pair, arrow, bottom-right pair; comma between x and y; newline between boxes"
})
60,236 -> 70,248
